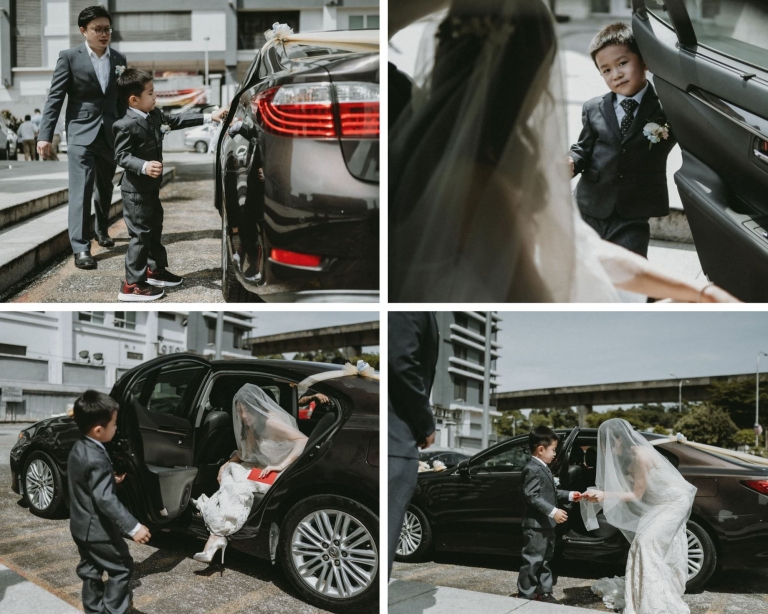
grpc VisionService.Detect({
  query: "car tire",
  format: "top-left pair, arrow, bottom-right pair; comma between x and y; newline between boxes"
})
279,495 -> 379,613
221,213 -> 262,303
0,146 -> 8,160
685,520 -> 717,592
194,141 -> 208,153
395,505 -> 433,563
23,451 -> 65,519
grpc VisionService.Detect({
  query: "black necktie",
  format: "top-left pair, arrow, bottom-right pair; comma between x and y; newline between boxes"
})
620,98 -> 639,136
146,113 -> 157,139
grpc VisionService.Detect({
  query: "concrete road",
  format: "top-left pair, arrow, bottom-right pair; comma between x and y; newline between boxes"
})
392,553 -> 768,613
0,460 -> 333,614
7,153 -> 226,303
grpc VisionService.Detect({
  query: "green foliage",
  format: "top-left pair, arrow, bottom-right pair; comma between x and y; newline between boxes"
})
585,404 -> 686,431
255,353 -> 286,360
497,410 -> 531,438
652,425 -> 668,435
673,404 -> 738,447
1,109 -> 21,132
526,408 -> 579,429
734,428 -> 758,447
705,378 -> 768,430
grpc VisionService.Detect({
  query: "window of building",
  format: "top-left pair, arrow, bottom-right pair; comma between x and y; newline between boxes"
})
159,313 -> 176,322
455,345 -> 467,361
454,313 -> 468,330
349,14 -> 379,29
454,376 -> 467,401
0,343 -> 26,356
233,327 -> 250,350
15,0 -> 43,68
79,312 -> 104,325
238,11 -> 300,49
207,319 -> 216,345
114,312 -> 137,330
112,12 -> 192,42
127,351 -> 143,360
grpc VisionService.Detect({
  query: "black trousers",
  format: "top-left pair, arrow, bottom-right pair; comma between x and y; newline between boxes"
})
74,537 -> 133,614
517,527 -> 556,599
122,190 -> 168,284
387,455 -> 419,577
582,212 -> 651,258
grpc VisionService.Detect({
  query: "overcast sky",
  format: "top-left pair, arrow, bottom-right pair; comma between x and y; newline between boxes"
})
496,311 -> 768,392
250,312 -> 379,351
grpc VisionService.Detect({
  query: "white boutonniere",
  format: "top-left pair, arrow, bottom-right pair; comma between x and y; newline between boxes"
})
643,122 -> 670,150
160,124 -> 171,138
115,64 -> 126,77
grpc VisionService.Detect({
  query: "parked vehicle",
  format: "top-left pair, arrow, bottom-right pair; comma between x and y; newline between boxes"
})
0,115 -> 18,160
184,123 -> 215,153
632,0 -> 768,301
397,427 -> 768,592
214,33 -> 379,302
10,354 -> 380,613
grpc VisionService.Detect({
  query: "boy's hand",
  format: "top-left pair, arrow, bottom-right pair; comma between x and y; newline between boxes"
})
553,509 -> 568,524
133,525 -> 151,544
568,156 -> 575,177
211,106 -> 229,123
145,161 -> 163,178
114,473 -> 126,484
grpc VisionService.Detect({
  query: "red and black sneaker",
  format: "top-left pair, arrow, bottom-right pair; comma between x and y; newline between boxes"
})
118,280 -> 165,302
146,268 -> 183,287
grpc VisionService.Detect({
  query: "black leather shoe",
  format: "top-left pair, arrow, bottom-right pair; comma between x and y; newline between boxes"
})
537,594 -> 561,604
96,233 -> 114,247
74,251 -> 96,269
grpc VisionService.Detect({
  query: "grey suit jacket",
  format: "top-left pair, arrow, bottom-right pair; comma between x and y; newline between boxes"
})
521,458 -> 571,530
570,83 -> 677,220
39,43 -> 127,148
113,108 -> 204,193
67,437 -> 138,542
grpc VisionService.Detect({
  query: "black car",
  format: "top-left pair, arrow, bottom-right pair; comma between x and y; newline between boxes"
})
631,0 -> 768,301
215,34 -> 379,303
419,449 -> 471,469
396,427 -> 768,592
10,354 -> 379,613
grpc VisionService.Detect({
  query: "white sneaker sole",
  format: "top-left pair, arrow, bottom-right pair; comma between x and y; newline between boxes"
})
118,289 -> 165,302
146,278 -> 183,287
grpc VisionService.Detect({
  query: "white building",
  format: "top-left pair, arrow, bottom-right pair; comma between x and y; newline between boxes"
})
0,310 -> 256,421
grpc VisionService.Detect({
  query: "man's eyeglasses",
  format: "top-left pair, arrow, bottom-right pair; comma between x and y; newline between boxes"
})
88,27 -> 113,35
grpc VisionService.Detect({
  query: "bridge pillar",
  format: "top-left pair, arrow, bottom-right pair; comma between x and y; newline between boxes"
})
577,404 -> 593,427
341,345 -> 363,360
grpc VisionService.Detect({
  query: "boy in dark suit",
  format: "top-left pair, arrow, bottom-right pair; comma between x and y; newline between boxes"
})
569,22 -> 677,258
68,390 -> 151,614
113,68 -> 226,301
517,426 -> 580,604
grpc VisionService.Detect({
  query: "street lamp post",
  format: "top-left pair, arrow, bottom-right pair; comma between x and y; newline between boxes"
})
204,37 -> 210,87
756,352 -> 768,448
670,373 -> 689,413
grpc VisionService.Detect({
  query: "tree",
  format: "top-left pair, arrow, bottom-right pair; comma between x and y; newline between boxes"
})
497,410 -> 531,438
673,404 -> 738,447
585,409 -> 649,431
706,378 -> 768,430
526,408 -> 579,429
734,428 -> 757,447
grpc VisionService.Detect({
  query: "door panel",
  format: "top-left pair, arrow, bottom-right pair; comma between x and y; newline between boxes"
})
633,1 -> 768,300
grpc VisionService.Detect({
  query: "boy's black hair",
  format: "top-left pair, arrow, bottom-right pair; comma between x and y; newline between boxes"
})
72,390 -> 118,434
78,6 -> 112,29
117,68 -> 153,106
34,108 -> 40,113
589,22 -> 642,67
24,114 -> 31,121
529,425 -> 559,453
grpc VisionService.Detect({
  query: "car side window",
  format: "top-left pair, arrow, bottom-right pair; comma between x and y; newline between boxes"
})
146,362 -> 207,420
471,443 -> 529,474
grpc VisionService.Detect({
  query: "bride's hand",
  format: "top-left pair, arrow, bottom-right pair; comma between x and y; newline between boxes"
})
217,461 -> 230,484
585,490 -> 604,502
259,465 -> 282,478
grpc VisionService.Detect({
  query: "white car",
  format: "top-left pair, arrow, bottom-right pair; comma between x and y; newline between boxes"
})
0,116 -> 18,160
183,123 -> 215,153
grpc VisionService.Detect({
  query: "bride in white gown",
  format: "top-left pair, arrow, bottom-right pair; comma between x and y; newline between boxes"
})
389,0 -> 738,303
581,419 -> 697,613
192,384 -> 308,564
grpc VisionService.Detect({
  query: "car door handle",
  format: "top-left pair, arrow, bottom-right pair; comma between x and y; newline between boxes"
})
754,149 -> 768,165
688,87 -> 768,142
157,427 -> 188,437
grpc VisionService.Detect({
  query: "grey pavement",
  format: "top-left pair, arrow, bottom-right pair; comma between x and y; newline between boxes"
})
389,580 -> 590,613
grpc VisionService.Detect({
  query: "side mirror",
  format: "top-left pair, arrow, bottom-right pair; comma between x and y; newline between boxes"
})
456,459 -> 470,475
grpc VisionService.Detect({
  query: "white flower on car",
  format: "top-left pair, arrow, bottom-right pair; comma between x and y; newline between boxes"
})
115,64 -> 126,76
417,461 -> 431,473
643,122 -> 670,149
432,460 -> 447,472
265,22 -> 294,43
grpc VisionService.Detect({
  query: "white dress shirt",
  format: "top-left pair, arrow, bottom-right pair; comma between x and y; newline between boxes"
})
85,42 -> 111,94
86,436 -> 141,537
614,81 -> 649,126
531,455 -> 576,518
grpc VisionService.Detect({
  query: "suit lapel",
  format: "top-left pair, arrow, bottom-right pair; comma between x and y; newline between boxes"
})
623,85 -> 659,143
600,92 -> 622,143
78,43 -> 105,96
131,110 -> 157,142
106,49 -> 119,98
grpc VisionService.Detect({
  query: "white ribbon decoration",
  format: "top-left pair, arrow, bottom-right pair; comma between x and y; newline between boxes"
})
260,22 -> 379,56
650,432 -> 768,467
297,360 -> 379,397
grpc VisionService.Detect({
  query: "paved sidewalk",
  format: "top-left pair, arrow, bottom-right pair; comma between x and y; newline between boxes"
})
0,563 -> 80,614
389,580 -> 592,614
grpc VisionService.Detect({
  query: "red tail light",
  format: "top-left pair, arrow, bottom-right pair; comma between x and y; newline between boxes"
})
742,480 -> 768,495
270,248 -> 322,268
253,82 -> 379,139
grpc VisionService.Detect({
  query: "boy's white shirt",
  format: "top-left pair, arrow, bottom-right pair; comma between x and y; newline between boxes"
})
86,435 -> 141,537
531,455 -> 575,518
127,106 -> 212,175
614,81 -> 649,125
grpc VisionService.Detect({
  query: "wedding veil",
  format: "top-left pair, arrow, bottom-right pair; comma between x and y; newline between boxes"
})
232,383 -> 305,467
582,418 -> 697,543
390,0 -> 619,302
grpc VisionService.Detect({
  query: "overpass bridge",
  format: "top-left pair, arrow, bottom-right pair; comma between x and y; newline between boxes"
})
249,321 -> 379,357
494,372 -> 767,419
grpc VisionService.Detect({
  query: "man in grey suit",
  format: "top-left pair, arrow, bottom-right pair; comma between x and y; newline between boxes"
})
388,311 -> 439,575
37,6 -> 127,269
517,426 -> 579,604
68,390 -> 151,614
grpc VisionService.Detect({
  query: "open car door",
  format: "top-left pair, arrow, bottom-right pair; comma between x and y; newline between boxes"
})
115,355 -> 211,525
632,0 -> 768,301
